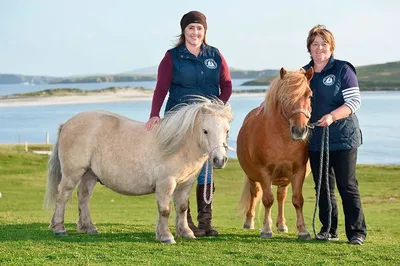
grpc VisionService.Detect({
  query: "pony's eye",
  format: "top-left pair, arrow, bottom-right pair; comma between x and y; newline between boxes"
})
203,129 -> 208,135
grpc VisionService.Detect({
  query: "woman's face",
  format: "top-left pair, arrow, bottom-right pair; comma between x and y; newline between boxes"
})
310,35 -> 332,63
184,23 -> 205,47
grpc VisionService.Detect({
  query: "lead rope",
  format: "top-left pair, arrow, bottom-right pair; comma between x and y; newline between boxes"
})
202,144 -> 236,204
312,126 -> 332,240
203,159 -> 213,204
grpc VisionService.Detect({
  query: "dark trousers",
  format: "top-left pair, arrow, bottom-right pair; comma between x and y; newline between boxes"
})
309,148 -> 367,240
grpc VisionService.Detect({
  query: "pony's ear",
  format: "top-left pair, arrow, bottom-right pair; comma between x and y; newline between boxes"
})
280,67 -> 287,79
200,105 -> 211,115
305,67 -> 314,81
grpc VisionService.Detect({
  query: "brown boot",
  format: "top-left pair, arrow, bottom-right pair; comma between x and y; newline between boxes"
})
197,183 -> 219,237
187,201 -> 206,237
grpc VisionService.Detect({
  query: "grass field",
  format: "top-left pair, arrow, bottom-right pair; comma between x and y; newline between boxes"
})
0,145 -> 399,265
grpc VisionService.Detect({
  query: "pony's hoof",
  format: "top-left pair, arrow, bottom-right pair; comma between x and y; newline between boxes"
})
277,226 -> 288,233
260,232 -> 273,238
298,233 -> 311,240
87,230 -> 99,235
177,233 -> 196,239
176,229 -> 196,239
161,239 -> 176,244
243,224 -> 254,229
185,233 -> 196,239
55,231 -> 68,236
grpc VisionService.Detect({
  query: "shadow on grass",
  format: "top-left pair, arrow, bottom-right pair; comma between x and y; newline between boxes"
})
0,223 -> 347,245
197,232 -> 347,246
0,223 -> 155,243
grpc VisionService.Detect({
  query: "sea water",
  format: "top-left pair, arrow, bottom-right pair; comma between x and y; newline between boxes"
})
0,92 -> 399,165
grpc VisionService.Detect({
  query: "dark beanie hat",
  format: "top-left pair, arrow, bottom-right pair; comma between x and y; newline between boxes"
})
180,11 -> 207,32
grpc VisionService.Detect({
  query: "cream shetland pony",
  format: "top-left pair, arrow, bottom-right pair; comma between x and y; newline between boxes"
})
44,98 -> 232,244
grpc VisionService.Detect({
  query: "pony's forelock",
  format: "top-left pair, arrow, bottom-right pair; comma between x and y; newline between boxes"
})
266,70 -> 309,115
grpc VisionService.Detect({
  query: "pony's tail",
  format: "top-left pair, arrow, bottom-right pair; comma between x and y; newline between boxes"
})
44,124 -> 63,209
238,175 -> 262,218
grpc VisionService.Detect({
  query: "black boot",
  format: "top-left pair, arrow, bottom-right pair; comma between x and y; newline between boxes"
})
197,183 -> 219,237
187,201 -> 206,237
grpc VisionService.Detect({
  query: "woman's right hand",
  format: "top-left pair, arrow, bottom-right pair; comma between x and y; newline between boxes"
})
145,116 -> 160,131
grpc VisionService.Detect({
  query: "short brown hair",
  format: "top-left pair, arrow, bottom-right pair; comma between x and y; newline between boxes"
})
306,24 -> 335,53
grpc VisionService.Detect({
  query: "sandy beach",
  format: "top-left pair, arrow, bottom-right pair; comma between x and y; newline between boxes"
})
0,91 -> 265,107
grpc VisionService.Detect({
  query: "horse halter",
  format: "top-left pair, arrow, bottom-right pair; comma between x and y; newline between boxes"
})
281,107 -> 315,132
282,107 -> 311,123
290,108 -> 311,119
203,143 -> 236,157
288,108 -> 319,130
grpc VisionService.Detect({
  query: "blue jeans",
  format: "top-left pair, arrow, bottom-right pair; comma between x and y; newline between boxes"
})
197,162 -> 213,185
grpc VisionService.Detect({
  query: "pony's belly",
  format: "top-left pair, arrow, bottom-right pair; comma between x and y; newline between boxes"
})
105,184 -> 155,196
268,162 -> 297,186
271,177 -> 290,186
99,177 -> 155,196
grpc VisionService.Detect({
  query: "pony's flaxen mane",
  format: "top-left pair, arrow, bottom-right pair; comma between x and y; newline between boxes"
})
155,96 -> 232,157
265,69 -> 310,115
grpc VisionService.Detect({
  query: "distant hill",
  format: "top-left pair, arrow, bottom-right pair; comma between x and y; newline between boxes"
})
0,87 -> 151,99
0,73 -> 157,85
123,66 -> 158,76
230,69 -> 278,79
0,68 -> 279,85
48,74 -> 156,84
0,74 -> 56,85
124,66 -> 279,79
242,61 -> 400,90
1,61 -> 400,90
356,61 -> 400,89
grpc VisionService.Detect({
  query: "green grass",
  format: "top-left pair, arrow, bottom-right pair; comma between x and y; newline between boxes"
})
0,145 -> 399,265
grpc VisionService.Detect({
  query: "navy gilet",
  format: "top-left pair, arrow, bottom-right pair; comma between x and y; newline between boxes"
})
165,44 -> 222,113
303,57 -> 362,151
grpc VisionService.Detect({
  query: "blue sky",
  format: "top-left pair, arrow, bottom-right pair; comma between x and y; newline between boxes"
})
1,0 -> 399,76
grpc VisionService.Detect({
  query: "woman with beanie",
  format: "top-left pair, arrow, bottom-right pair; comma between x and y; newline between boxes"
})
145,11 -> 232,237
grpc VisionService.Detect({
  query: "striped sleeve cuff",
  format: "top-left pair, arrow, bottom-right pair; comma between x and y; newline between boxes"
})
342,86 -> 361,113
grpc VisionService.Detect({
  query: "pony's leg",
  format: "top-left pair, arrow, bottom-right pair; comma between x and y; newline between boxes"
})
243,178 -> 261,230
260,182 -> 274,238
50,170 -> 84,236
291,172 -> 311,240
276,185 -> 289,233
173,183 -> 196,239
155,180 -> 177,244
77,171 -> 98,234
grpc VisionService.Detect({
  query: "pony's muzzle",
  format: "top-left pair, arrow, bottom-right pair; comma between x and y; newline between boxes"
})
290,125 -> 309,141
212,156 -> 228,169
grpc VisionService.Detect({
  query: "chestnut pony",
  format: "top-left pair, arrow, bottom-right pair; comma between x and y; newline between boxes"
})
237,67 -> 314,240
